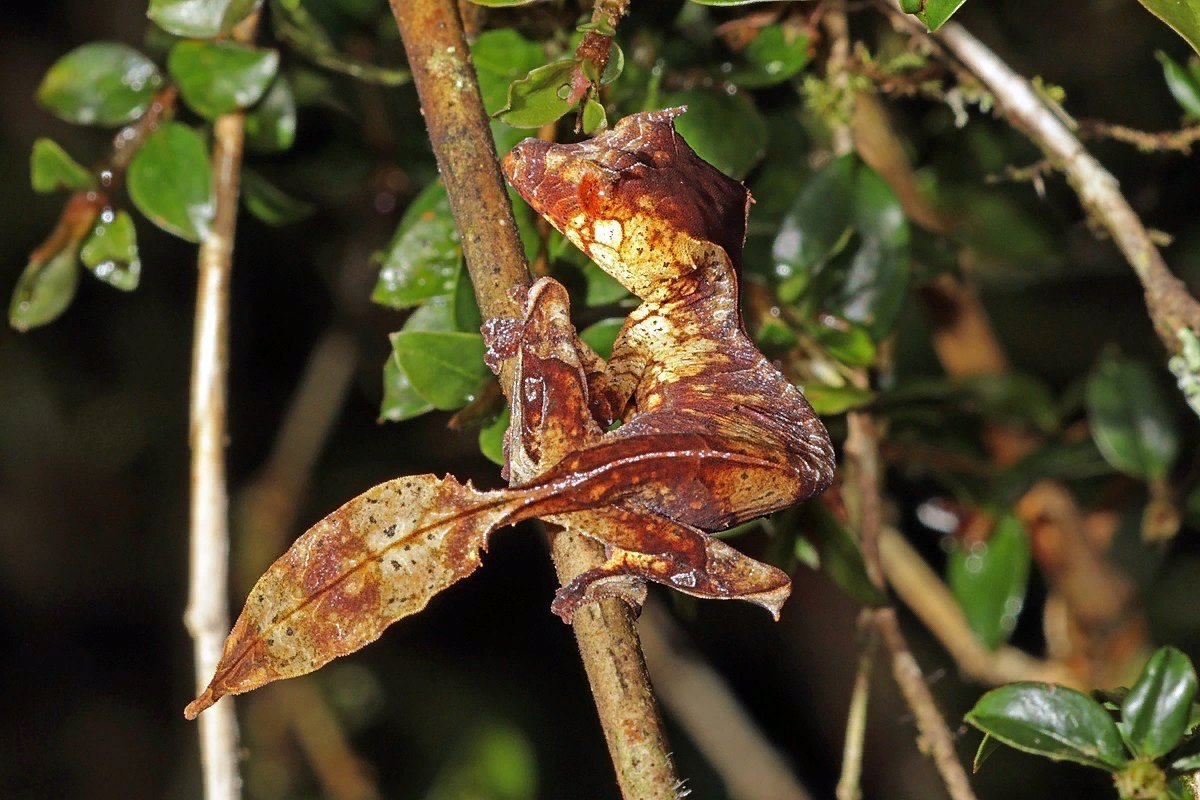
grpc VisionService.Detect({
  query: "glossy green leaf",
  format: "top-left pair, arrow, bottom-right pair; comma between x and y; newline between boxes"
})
269,0 -> 410,86
909,0 -> 971,31
728,25 -> 810,89
241,171 -> 315,226
772,155 -> 855,283
1086,356 -> 1179,480
797,502 -> 886,606
30,139 -> 96,193
453,266 -> 483,334
947,514 -> 1030,650
245,76 -> 297,152
494,59 -> 579,129
148,0 -> 260,38
1137,0 -> 1200,58
479,408 -> 510,466
1157,51 -> 1200,117
1120,647 -> 1198,758
80,211 -> 141,291
169,40 -> 279,119
582,98 -> 607,134
966,683 -> 1129,771
389,330 -> 491,411
808,317 -> 876,368
404,296 -> 459,333
380,352 -> 434,422
9,246 -> 81,331
663,90 -> 767,180
372,182 -> 462,309
472,29 -> 546,115
37,43 -> 163,126
804,383 -> 875,415
127,123 -> 215,242
580,318 -> 625,360
830,165 -> 910,339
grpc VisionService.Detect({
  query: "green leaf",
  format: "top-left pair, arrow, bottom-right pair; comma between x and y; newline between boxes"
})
30,139 -> 96,193
127,122 -> 215,242
148,0 -> 261,38
582,98 -> 607,134
832,165 -> 910,339
808,317 -> 876,368
689,0 -> 807,4
479,407 -> 510,466
494,59 -> 579,129
909,0 -> 971,31
380,351 -> 434,422
580,318 -> 625,360
728,25 -> 810,89
1157,51 -> 1200,117
37,43 -> 163,126
467,0 -> 541,5
663,90 -> 767,180
389,330 -> 491,411
241,171 -> 315,226
582,262 -> 631,307
453,266 -> 483,334
1136,0 -> 1200,58
973,733 -> 1002,772
372,182 -> 462,309
80,211 -> 141,291
9,246 -> 81,331
424,724 -> 537,800
245,76 -> 297,152
795,502 -> 887,606
1086,356 -> 1179,480
966,683 -> 1130,771
773,155 -> 855,284
1120,647 -> 1198,759
947,514 -> 1030,650
169,40 -> 279,119
804,383 -> 875,415
472,29 -> 546,115
269,0 -> 410,86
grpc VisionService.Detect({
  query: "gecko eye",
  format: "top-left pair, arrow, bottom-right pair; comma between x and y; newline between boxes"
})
578,173 -> 612,217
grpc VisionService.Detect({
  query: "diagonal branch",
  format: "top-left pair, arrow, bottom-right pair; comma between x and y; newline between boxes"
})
387,2 -> 679,796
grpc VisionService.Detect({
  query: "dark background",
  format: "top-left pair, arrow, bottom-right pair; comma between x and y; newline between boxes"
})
3,1 -> 1200,798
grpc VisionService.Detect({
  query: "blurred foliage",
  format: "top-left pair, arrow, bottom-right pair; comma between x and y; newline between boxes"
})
8,0 -> 1200,797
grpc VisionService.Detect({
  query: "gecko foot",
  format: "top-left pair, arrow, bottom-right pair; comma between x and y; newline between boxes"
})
551,568 -> 648,623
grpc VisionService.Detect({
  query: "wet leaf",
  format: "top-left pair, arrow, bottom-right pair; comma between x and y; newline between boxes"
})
1157,51 -> 1200,117
1120,647 -> 1198,758
472,29 -> 546,114
728,25 -> 810,89
241,171 -> 315,226
380,352 -> 434,422
479,407 -> 510,466
245,76 -> 297,152
494,59 -> 579,129
9,246 -> 80,332
80,211 -> 141,291
372,182 -> 462,309
148,0 -> 261,38
1086,356 -> 1179,480
1136,0 -> 1200,58
389,330 -> 490,410
169,40 -> 279,119
37,43 -> 163,126
579,318 -> 625,360
30,139 -> 96,193
662,89 -> 767,180
947,514 -> 1030,649
773,155 -> 855,284
269,0 -> 410,85
128,122 -> 215,242
966,683 -> 1129,771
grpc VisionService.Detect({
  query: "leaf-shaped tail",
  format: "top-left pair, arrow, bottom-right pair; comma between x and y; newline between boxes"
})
184,474 -> 523,719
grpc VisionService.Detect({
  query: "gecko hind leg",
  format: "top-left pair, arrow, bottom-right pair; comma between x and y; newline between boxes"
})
548,505 -> 791,622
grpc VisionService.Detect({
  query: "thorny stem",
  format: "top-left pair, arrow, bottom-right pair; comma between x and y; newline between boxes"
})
389,2 -> 679,797
880,2 -> 1200,360
184,14 -> 257,800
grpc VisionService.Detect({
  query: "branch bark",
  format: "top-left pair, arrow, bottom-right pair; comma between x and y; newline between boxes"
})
184,15 -> 258,800
388,2 -> 678,796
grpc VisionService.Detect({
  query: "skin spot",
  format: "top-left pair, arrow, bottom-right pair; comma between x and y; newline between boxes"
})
592,219 -> 623,249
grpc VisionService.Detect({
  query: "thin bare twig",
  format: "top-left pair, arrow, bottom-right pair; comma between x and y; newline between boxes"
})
388,2 -> 678,796
640,601 -> 814,800
184,14 -> 258,800
835,615 -> 877,800
1078,119 -> 1200,154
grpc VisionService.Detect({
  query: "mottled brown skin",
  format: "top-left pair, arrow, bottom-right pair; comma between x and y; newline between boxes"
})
185,109 -> 833,719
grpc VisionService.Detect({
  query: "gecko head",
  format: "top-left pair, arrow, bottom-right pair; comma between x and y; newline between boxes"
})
503,108 -> 750,302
